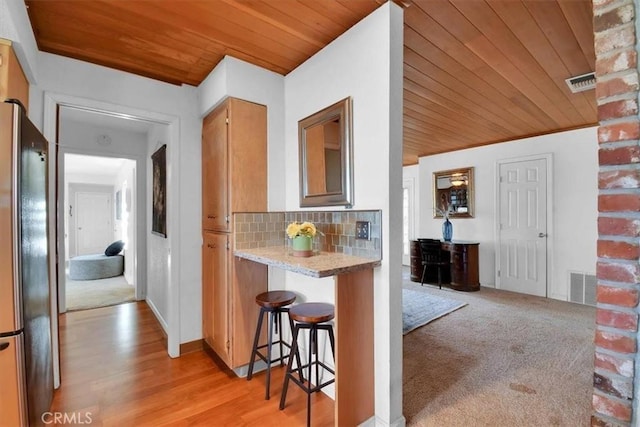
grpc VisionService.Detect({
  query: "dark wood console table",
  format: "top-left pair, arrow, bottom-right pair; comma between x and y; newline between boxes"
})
410,239 -> 480,291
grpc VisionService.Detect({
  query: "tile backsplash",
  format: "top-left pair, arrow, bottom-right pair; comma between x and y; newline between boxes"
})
233,210 -> 382,259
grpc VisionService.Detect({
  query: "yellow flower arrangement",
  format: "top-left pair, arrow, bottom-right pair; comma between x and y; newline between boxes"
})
286,221 -> 318,239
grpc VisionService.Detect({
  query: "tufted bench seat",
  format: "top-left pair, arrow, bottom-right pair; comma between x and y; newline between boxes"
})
69,254 -> 124,280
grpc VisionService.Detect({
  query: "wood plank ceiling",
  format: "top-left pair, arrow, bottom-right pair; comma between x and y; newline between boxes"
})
25,0 -> 596,165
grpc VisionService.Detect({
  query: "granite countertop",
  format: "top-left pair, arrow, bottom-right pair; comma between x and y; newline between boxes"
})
234,246 -> 381,278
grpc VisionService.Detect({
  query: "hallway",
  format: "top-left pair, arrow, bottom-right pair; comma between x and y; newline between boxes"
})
50,302 -> 334,426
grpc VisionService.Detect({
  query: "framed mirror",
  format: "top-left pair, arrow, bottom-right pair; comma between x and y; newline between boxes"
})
433,167 -> 474,218
298,97 -> 353,207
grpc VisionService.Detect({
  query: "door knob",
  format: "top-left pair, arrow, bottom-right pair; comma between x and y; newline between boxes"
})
538,232 -> 547,238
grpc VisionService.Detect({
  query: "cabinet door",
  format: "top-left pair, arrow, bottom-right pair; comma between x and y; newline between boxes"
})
202,234 -> 214,347
450,247 -> 466,285
202,103 -> 229,231
0,43 -> 29,112
202,232 -> 231,365
227,98 -> 267,213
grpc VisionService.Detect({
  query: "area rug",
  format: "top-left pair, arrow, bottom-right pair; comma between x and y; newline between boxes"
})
66,275 -> 135,311
402,288 -> 467,335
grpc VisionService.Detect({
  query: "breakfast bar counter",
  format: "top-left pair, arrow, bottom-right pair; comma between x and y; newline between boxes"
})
234,246 -> 381,278
234,247 -> 379,426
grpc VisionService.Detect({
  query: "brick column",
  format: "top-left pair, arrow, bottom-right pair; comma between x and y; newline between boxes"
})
593,0 -> 640,425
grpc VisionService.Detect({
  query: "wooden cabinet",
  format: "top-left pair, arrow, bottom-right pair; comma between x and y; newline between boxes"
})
201,97 -> 268,369
441,242 -> 480,291
409,240 -> 422,282
202,97 -> 267,232
410,240 -> 479,291
202,232 -> 231,365
0,39 -> 29,112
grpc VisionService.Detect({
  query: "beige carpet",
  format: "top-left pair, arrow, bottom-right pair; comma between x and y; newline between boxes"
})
66,275 -> 135,311
403,270 -> 595,426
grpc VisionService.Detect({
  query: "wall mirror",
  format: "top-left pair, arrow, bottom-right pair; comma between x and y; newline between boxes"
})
433,167 -> 474,218
298,97 -> 353,207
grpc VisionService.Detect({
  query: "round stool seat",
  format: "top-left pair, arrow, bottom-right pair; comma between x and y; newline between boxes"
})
255,290 -> 297,309
289,303 -> 334,324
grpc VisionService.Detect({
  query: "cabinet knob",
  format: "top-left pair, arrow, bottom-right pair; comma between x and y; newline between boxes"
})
207,243 -> 216,249
207,215 -> 217,219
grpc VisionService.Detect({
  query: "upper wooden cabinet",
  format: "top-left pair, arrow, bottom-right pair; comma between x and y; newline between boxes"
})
0,39 -> 29,112
202,97 -> 267,232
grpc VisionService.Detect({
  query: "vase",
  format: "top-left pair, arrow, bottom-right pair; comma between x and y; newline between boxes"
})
442,218 -> 453,242
292,235 -> 313,257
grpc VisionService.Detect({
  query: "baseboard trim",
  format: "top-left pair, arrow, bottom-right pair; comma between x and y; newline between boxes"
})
145,298 -> 168,349
180,339 -> 203,355
361,415 -> 406,427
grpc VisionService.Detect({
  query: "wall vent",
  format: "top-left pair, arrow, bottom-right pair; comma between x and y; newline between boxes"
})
569,271 -> 597,306
565,72 -> 596,93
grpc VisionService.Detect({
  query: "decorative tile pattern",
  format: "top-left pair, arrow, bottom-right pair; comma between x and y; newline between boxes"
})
233,210 -> 382,260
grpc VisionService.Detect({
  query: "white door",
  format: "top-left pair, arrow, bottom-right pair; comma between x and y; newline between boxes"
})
76,192 -> 113,255
497,158 -> 548,297
402,179 -> 415,266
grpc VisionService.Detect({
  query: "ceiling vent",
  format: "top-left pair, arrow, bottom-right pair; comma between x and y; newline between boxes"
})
565,72 -> 596,93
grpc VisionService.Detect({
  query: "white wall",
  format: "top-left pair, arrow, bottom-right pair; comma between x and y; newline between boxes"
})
412,126 -> 598,300
146,125 -> 171,330
114,160 -> 136,284
403,164 -> 420,262
282,3 -> 404,425
59,119 -> 148,157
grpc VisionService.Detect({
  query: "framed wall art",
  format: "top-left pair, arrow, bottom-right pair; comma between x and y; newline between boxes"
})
151,144 -> 167,237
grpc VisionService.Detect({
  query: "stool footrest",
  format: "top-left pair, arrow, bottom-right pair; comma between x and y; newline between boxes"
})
287,361 -> 335,377
252,340 -> 293,364
253,351 -> 291,366
286,375 -> 336,394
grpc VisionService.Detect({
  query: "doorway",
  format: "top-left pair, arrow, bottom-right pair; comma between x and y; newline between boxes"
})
63,154 -> 137,312
496,155 -> 552,297
44,93 -> 180,390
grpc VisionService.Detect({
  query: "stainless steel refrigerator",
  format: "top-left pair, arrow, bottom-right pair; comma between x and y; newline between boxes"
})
0,100 -> 53,426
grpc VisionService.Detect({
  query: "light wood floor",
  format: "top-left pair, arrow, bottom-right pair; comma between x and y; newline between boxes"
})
51,301 -> 334,426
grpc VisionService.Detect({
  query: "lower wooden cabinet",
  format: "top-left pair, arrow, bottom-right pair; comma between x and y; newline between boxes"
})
202,232 -> 231,365
409,239 -> 479,291
442,241 -> 480,292
202,231 -> 267,369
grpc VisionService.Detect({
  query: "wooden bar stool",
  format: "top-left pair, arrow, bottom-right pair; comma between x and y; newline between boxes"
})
279,303 -> 336,427
247,290 -> 300,400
